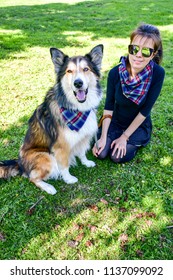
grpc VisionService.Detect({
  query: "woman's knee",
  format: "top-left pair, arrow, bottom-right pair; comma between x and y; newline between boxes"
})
110,144 -> 139,163
96,136 -> 112,160
97,149 -> 109,160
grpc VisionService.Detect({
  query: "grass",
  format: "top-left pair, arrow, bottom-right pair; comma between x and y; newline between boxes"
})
0,0 -> 173,260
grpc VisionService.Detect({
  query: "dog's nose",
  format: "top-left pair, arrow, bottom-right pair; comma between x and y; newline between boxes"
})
74,79 -> 83,88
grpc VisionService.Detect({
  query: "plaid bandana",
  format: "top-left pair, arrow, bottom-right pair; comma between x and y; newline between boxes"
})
119,56 -> 154,105
60,107 -> 91,131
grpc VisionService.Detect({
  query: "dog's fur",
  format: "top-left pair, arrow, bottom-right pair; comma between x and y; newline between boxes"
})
0,45 -> 103,195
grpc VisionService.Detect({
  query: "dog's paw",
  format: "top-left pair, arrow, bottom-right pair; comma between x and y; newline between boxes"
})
45,185 -> 57,195
82,159 -> 96,167
61,168 -> 78,184
64,175 -> 78,184
36,181 -> 57,195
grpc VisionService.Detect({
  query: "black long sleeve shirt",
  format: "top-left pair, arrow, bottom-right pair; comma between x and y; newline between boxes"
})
104,62 -> 165,128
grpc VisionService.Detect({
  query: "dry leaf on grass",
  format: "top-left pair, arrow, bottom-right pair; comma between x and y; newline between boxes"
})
89,205 -> 98,212
67,240 -> 79,248
119,207 -> 127,212
0,232 -> 6,241
100,198 -> 108,204
119,233 -> 128,250
145,220 -> 153,227
76,233 -> 84,242
87,224 -> 97,232
73,223 -> 84,231
85,240 -> 93,247
119,233 -> 128,243
136,249 -> 143,257
135,212 -> 156,219
54,224 -> 60,230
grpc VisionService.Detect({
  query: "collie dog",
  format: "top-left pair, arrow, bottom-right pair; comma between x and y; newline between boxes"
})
0,45 -> 103,195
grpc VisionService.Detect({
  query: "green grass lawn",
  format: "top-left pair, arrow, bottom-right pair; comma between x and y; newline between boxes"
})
0,0 -> 173,260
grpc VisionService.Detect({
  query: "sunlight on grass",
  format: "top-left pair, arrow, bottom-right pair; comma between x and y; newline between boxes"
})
142,196 -> 164,214
160,24 -> 173,33
0,0 -> 93,7
17,197 -> 171,259
160,156 -> 172,166
0,29 -> 23,34
64,36 -> 130,72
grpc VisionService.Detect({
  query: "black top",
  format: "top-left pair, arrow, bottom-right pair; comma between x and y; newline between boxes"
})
104,62 -> 165,146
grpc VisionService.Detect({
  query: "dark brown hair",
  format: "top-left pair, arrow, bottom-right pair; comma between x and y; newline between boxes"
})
130,23 -> 163,64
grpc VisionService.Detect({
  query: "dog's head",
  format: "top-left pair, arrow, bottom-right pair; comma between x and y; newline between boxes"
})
50,45 -> 103,110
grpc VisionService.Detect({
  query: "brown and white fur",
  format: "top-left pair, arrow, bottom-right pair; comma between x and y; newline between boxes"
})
0,45 -> 103,195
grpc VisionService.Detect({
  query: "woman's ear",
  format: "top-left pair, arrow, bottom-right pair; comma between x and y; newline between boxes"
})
153,50 -> 158,58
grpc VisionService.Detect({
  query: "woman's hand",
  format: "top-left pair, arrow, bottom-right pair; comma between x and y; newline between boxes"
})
92,137 -> 107,157
111,134 -> 128,159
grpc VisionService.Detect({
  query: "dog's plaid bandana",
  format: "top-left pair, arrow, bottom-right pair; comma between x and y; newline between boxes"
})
60,107 -> 91,131
119,56 -> 154,105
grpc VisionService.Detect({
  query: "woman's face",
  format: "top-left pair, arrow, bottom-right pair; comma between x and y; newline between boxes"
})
128,35 -> 155,75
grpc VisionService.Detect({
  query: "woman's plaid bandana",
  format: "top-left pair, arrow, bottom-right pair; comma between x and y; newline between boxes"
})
60,107 -> 91,131
119,56 -> 154,105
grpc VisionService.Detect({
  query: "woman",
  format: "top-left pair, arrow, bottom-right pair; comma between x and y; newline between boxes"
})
92,23 -> 165,163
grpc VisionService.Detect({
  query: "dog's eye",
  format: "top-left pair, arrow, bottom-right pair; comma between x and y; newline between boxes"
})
67,69 -> 73,74
83,67 -> 89,72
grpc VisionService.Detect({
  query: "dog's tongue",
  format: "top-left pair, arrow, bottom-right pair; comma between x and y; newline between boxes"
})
76,90 -> 86,101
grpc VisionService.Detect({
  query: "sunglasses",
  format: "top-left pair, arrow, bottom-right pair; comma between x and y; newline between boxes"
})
128,44 -> 154,58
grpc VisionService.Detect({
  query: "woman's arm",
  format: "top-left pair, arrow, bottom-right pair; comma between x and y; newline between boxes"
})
92,109 -> 113,157
122,112 -> 146,140
100,110 -> 113,140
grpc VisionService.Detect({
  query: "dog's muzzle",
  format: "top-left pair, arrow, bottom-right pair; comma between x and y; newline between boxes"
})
73,79 -> 88,103
74,89 -> 88,103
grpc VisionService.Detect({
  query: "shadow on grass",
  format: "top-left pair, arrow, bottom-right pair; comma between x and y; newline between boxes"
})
0,0 -> 173,59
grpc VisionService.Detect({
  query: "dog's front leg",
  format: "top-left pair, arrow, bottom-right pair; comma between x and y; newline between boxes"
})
80,154 -> 96,167
52,139 -> 78,184
75,137 -> 96,167
60,167 -> 78,184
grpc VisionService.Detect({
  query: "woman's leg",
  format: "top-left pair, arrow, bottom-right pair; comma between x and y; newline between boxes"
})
110,144 -> 139,163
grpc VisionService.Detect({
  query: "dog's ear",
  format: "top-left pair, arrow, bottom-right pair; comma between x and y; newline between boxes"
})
50,48 -> 68,72
86,44 -> 104,70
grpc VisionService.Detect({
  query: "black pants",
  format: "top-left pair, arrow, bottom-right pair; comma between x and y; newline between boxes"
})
97,136 -> 139,163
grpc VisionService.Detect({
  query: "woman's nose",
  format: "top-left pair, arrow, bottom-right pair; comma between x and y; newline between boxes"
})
136,48 -> 142,57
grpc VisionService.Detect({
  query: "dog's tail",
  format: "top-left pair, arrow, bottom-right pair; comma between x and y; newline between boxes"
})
0,159 -> 21,179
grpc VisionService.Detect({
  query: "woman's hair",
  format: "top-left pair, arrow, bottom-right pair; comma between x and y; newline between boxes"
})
130,23 -> 163,64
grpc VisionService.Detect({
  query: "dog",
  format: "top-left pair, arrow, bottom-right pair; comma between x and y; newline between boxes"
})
0,45 -> 103,195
